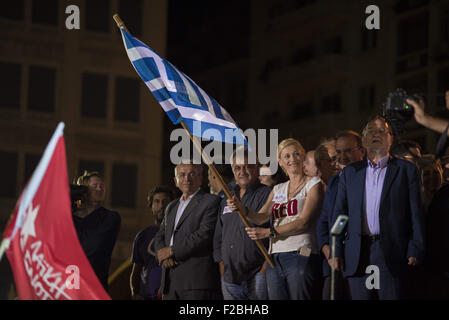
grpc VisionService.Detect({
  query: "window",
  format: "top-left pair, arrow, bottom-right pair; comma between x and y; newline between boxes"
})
0,1 -> 25,20
0,151 -> 18,198
86,0 -> 110,33
321,93 -> 341,113
31,0 -> 58,26
361,28 -> 377,51
324,36 -> 343,54
290,46 -> 315,65
397,13 -> 429,56
260,57 -> 282,82
0,62 -> 21,109
397,73 -> 427,95
395,0 -> 429,14
118,0 -> 143,36
228,80 -> 247,112
268,0 -> 316,18
78,160 -> 105,177
24,153 -> 41,186
290,101 -> 314,120
28,66 -> 56,113
81,73 -> 108,119
111,163 -> 138,208
114,77 -> 140,122
396,53 -> 427,73
264,110 -> 280,126
358,85 -> 376,112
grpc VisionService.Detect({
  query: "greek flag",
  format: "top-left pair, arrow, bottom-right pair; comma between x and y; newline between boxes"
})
120,29 -> 246,145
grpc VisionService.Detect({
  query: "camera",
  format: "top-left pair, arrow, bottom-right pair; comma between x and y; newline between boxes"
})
330,215 -> 348,236
383,88 -> 416,136
69,184 -> 88,212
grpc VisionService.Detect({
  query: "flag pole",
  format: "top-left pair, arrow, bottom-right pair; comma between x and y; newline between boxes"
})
113,14 -> 274,268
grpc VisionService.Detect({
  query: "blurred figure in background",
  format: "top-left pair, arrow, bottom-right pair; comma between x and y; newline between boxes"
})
320,138 -> 337,166
440,147 -> 449,185
314,145 -> 338,185
208,164 -> 234,198
72,171 -> 121,292
259,164 -> 286,187
416,156 -> 443,210
130,186 -> 174,300
390,140 -> 422,164
303,151 -> 318,178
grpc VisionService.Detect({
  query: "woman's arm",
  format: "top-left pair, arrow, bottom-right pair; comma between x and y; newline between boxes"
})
245,182 -> 325,240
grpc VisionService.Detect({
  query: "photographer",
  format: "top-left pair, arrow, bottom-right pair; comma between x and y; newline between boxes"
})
72,171 -> 121,292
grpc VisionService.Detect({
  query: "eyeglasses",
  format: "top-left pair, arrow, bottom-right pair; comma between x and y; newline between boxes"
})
176,172 -> 200,180
336,146 -> 361,155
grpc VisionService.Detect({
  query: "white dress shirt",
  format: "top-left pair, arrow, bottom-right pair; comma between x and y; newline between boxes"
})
170,189 -> 200,246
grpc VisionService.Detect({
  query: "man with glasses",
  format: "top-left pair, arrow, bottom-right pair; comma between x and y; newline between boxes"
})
213,148 -> 272,300
332,116 -> 425,300
154,161 -> 221,299
317,130 -> 365,299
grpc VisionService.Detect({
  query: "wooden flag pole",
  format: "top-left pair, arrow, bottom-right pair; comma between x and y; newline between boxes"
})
113,14 -> 274,268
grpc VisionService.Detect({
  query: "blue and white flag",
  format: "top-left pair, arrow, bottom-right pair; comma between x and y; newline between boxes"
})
120,29 -> 247,145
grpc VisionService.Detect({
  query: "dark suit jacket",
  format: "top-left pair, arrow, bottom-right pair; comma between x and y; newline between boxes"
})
333,157 -> 425,278
316,174 -> 340,277
154,189 -> 221,293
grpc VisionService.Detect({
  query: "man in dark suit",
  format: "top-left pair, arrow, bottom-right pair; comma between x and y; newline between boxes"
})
333,116 -> 425,300
154,162 -> 221,300
316,130 -> 365,299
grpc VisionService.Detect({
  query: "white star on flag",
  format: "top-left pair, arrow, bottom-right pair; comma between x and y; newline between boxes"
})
20,203 -> 39,250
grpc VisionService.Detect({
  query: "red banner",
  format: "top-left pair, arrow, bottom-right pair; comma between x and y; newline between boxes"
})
3,124 -> 110,300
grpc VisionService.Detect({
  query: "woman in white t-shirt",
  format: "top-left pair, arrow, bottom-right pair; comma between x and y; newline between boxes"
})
227,138 -> 325,300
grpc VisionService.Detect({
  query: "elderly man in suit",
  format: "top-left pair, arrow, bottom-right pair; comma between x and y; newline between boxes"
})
154,162 -> 221,300
332,115 -> 425,300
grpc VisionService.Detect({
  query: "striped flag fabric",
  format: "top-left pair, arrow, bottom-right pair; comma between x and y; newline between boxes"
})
119,28 -> 247,145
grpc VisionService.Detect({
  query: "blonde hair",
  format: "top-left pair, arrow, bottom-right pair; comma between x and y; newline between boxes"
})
277,138 -> 306,160
277,138 -> 306,176
74,170 -> 102,186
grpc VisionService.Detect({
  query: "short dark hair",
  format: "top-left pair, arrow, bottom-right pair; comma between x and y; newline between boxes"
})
147,186 -> 174,208
335,130 -> 363,148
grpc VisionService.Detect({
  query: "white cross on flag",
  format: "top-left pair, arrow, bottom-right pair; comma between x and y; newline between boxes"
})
0,123 -> 110,300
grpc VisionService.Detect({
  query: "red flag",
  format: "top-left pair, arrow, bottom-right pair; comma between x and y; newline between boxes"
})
1,123 -> 110,300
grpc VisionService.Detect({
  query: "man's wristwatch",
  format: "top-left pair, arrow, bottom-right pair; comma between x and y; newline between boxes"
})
269,225 -> 278,239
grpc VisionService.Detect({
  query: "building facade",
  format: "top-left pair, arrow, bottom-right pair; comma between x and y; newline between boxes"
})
0,0 -> 168,271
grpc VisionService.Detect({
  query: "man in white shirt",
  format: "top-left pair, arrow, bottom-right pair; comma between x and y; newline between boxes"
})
154,162 -> 222,299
